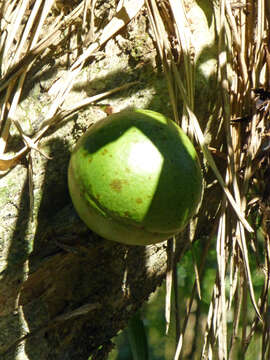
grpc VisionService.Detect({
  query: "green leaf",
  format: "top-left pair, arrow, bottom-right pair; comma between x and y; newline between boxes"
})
127,312 -> 149,360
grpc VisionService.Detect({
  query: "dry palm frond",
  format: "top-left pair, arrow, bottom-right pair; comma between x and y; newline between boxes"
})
0,0 -> 144,173
147,0 -> 270,359
2,0 -> 270,359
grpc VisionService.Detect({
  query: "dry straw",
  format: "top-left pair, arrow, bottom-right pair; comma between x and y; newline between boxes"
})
1,1 -> 270,359
146,0 -> 270,359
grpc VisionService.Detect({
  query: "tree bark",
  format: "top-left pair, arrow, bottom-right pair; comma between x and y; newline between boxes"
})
0,148 -> 187,360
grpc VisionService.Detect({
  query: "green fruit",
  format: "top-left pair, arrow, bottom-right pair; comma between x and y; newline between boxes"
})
68,109 -> 203,246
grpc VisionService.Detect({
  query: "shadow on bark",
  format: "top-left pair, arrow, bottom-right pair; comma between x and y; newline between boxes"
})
0,63 -> 176,359
13,135 -> 163,360
0,171 -> 31,359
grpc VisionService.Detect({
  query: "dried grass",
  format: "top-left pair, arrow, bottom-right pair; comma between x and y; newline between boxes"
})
1,1 -> 270,359
0,0 -> 143,172
147,0 -> 270,359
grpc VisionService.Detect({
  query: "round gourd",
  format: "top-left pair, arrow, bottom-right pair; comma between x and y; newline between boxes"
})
68,109 -> 203,246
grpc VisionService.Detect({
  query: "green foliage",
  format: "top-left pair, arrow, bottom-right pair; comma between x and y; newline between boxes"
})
127,312 -> 149,360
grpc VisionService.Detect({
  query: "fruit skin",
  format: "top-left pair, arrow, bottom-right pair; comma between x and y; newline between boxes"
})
68,109 -> 203,246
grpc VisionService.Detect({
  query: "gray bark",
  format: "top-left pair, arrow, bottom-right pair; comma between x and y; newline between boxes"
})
0,141 -> 187,360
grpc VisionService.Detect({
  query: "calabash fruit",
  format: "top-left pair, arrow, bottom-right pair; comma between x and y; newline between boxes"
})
68,109 -> 203,245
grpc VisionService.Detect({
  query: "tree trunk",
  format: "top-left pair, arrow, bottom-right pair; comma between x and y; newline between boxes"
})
0,146 -> 187,360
